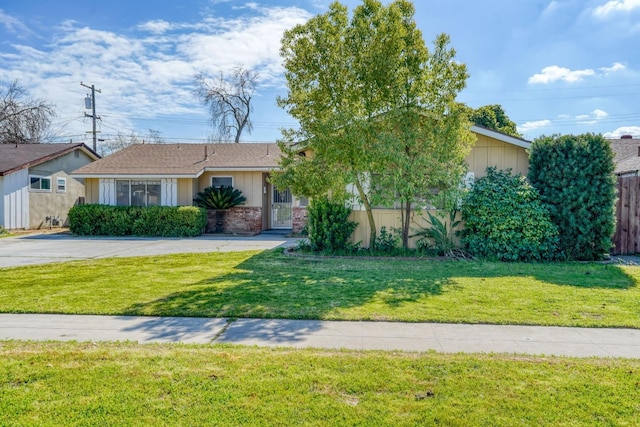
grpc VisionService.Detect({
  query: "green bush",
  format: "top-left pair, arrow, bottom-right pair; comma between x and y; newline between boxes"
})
528,133 -> 616,260
307,196 -> 357,253
375,226 -> 399,252
68,205 -> 206,237
413,209 -> 461,256
194,186 -> 246,210
461,168 -> 559,262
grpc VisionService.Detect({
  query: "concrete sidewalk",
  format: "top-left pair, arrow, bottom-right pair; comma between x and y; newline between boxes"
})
1,314 -> 639,358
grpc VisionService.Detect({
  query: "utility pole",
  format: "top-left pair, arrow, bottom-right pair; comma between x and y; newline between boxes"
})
81,81 -> 101,152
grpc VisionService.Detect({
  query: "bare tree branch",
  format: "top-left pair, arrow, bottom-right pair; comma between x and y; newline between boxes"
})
195,66 -> 258,143
0,80 -> 55,144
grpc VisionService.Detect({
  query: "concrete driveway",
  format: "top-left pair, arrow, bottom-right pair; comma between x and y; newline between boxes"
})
0,233 -> 299,268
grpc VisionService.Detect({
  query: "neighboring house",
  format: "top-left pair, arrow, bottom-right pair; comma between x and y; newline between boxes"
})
71,143 -> 306,234
0,143 -> 99,230
609,134 -> 640,176
348,125 -> 532,247
608,134 -> 640,254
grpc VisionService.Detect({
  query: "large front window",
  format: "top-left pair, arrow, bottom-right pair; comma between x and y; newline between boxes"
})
116,180 -> 161,206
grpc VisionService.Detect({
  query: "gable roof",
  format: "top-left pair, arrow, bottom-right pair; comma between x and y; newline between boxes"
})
0,143 -> 99,176
470,124 -> 531,149
72,143 -> 282,178
609,137 -> 640,175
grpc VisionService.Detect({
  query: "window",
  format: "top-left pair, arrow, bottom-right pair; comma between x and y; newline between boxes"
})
116,179 -> 161,206
30,175 -> 51,191
56,178 -> 67,193
211,176 -> 233,188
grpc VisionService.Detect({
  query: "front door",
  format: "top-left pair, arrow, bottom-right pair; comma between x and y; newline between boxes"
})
271,186 -> 292,229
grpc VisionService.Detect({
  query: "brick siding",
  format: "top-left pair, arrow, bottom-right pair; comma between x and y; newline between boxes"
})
207,207 -> 263,235
292,206 -> 308,234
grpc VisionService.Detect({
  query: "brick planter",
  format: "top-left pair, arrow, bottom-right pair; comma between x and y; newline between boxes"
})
292,207 -> 308,234
207,207 -> 263,235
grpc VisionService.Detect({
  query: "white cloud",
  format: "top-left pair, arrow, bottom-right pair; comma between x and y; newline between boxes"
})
0,9 -> 30,35
576,109 -> 609,124
604,126 -> 640,138
600,62 -> 626,73
138,20 -> 173,34
0,6 -> 311,142
528,62 -> 625,84
518,120 -> 552,132
528,66 -> 595,84
593,0 -> 640,18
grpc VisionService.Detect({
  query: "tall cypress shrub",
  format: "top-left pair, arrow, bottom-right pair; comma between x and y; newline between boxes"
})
528,134 -> 616,260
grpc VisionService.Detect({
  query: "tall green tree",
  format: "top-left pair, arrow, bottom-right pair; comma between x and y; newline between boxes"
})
468,104 -> 521,137
528,133 -> 616,260
275,0 -> 473,249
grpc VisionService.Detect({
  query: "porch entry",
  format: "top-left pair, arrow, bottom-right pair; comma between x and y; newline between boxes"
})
271,186 -> 292,229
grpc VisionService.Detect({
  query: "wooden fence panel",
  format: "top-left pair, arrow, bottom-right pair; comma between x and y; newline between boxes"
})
613,175 -> 640,255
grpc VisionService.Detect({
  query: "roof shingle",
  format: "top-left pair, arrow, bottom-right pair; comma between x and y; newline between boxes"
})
72,143 -> 282,177
0,143 -> 95,176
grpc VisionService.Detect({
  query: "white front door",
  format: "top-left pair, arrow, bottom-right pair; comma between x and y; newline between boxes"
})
271,186 -> 292,229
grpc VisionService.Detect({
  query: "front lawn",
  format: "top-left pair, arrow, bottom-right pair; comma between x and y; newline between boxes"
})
1,250 -> 638,327
1,341 -> 638,426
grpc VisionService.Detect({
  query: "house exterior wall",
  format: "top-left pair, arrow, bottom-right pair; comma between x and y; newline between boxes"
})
198,171 -> 265,207
178,178 -> 194,206
0,169 -> 29,229
349,209 -> 461,249
465,134 -> 529,177
85,178 -> 99,203
346,133 -> 530,248
28,151 -> 93,229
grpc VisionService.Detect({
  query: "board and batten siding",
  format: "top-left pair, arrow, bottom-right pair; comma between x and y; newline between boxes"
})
465,134 -> 529,177
347,133 -> 530,248
198,171 -> 264,207
0,169 -> 29,229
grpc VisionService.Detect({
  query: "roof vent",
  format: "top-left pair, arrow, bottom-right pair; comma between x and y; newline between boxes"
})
621,134 -> 633,139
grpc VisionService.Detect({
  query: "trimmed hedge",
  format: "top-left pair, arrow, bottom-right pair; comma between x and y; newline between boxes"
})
461,167 -> 560,262
528,133 -> 616,260
68,205 -> 207,237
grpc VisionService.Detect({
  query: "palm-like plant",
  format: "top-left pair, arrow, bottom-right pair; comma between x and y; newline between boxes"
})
194,186 -> 246,210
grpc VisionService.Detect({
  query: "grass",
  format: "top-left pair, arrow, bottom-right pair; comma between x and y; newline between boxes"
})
1,250 -> 639,327
1,341 -> 638,426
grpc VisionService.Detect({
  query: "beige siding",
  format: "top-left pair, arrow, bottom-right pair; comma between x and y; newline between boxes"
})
177,178 -> 194,206
349,209 -> 461,249
348,132 -> 530,248
85,178 -> 99,204
198,171 -> 265,207
465,134 -> 529,177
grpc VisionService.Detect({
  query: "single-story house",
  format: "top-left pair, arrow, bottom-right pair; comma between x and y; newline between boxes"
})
71,143 -> 307,234
0,143 -> 99,229
348,124 -> 532,246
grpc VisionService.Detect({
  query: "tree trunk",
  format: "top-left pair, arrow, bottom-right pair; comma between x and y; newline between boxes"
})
401,200 -> 412,249
354,180 -> 376,252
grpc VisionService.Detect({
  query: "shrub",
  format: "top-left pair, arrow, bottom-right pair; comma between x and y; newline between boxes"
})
307,196 -> 357,253
528,133 -> 616,260
413,209 -> 461,256
375,226 -> 399,252
68,205 -> 206,237
194,186 -> 246,210
461,168 -> 559,262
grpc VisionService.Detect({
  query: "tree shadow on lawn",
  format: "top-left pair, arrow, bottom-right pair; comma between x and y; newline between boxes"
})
123,252 -> 455,320
477,262 -> 637,289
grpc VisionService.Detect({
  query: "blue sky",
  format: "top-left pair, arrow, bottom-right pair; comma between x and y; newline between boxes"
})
0,0 -> 638,147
